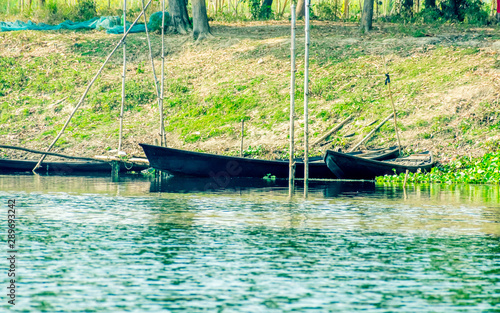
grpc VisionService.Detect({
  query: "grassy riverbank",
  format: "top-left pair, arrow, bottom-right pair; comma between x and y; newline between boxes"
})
0,21 -> 499,163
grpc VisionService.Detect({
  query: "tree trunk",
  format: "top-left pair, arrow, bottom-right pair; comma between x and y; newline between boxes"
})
360,0 -> 374,32
497,0 -> 500,20
449,0 -> 459,18
296,0 -> 305,18
192,0 -> 211,41
343,0 -> 349,19
424,0 -> 435,8
169,0 -> 191,34
402,0 -> 413,17
259,0 -> 273,19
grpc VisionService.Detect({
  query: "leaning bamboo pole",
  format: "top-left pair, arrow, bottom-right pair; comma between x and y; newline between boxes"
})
160,0 -> 167,147
0,145 -> 107,162
32,0 -> 154,173
348,112 -> 394,152
311,115 -> 352,147
304,0 -> 310,198
385,73 -> 402,154
118,0 -> 127,152
289,4 -> 296,197
140,0 -> 162,107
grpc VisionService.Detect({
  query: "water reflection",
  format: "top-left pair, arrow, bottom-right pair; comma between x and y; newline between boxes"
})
150,176 -> 380,198
0,174 -> 499,312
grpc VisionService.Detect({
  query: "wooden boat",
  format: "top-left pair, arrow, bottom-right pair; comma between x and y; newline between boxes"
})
139,143 -> 400,179
0,159 -> 149,174
324,149 -> 435,180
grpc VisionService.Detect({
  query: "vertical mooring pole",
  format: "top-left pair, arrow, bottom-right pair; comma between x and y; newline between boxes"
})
160,0 -> 167,147
304,0 -> 310,198
111,161 -> 120,181
118,0 -> 127,153
289,4 -> 296,197
240,120 -> 244,157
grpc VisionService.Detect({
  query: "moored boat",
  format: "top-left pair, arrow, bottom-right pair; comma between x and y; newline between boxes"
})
139,143 -> 400,179
0,159 -> 148,174
324,149 -> 435,180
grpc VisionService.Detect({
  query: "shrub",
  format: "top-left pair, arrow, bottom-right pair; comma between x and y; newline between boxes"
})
75,0 -> 97,21
314,1 -> 340,20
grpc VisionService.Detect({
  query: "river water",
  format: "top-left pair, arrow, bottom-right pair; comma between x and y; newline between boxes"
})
0,174 -> 499,312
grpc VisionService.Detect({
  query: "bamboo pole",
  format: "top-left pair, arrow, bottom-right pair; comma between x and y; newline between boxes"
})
32,0 -> 154,173
311,115 -> 352,147
160,0 -> 167,147
289,4 -> 296,197
140,0 -> 162,107
348,112 -> 394,152
118,0 -> 127,153
385,73 -> 402,154
240,120 -> 244,157
0,145 -> 107,162
304,0 -> 310,198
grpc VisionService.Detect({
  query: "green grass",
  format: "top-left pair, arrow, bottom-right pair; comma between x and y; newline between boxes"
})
0,23 -> 499,160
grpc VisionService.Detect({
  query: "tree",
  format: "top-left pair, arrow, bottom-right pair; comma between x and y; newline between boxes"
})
192,0 -> 211,41
296,0 -> 305,18
360,0 -> 374,32
402,0 -> 414,17
168,0 -> 191,34
39,0 -> 45,6
424,0 -> 436,8
259,0 -> 273,19
344,0 -> 349,18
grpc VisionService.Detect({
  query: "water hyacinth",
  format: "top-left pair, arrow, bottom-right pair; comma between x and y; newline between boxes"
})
376,152 -> 500,184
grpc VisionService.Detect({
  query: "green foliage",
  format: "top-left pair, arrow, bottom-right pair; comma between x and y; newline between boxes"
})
377,152 -> 500,184
244,145 -> 264,156
314,1 -> 341,20
247,0 -> 261,19
440,0 -> 488,24
414,7 -> 444,24
148,11 -> 171,32
76,0 -> 97,21
263,173 -> 276,181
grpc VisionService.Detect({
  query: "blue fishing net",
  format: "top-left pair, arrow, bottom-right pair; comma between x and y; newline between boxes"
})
0,11 -> 170,34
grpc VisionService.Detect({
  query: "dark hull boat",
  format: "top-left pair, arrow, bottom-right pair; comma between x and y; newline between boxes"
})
324,149 -> 435,180
139,143 -> 400,179
0,159 -> 148,174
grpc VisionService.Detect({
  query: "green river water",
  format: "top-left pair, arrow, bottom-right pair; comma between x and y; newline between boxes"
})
0,174 -> 499,312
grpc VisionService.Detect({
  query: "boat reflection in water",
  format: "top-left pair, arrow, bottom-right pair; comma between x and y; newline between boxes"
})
149,175 -> 378,198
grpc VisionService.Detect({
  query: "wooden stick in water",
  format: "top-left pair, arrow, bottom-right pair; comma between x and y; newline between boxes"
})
289,4 -> 296,197
160,0 -> 167,146
304,0 -> 310,198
